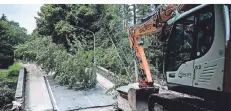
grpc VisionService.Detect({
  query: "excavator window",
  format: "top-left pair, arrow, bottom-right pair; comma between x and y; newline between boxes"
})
165,5 -> 214,71
195,6 -> 214,58
165,15 -> 195,71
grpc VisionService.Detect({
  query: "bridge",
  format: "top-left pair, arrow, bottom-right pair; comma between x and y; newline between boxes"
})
15,63 -> 116,111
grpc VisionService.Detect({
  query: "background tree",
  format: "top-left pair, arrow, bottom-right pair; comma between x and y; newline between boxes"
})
0,15 -> 28,68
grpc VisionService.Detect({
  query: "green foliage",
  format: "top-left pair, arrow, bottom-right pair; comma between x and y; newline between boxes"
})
0,14 -> 28,68
15,36 -> 97,89
55,20 -> 75,36
0,20 -> 14,68
0,69 -> 8,80
0,14 -> 28,109
0,69 -> 17,107
8,62 -> 23,77
0,72 -> 16,107
35,4 -> 106,50
0,85 -> 15,107
0,62 -> 21,108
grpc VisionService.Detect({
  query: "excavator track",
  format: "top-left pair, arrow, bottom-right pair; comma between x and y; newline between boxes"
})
148,92 -> 209,111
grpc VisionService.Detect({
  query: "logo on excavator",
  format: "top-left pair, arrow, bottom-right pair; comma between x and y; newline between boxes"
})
139,23 -> 152,33
178,71 -> 191,78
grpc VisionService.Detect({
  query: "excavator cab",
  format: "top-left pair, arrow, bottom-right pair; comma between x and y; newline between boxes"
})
165,4 -> 230,92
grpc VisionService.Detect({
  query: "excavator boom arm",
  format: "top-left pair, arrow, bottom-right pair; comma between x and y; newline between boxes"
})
127,4 -> 198,87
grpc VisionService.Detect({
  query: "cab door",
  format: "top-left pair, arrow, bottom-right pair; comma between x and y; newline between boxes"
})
166,14 -> 197,86
193,5 -> 226,91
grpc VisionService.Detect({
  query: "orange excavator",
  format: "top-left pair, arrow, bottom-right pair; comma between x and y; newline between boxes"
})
127,4 -> 199,87
116,4 -> 231,111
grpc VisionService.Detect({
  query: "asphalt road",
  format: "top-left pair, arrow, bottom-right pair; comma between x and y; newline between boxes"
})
47,76 -> 115,111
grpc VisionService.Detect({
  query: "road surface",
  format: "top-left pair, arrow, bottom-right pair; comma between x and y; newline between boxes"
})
47,76 -> 115,111
24,64 -> 115,111
24,64 -> 53,111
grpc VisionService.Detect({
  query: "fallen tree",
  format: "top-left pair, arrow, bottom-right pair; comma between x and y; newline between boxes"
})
15,37 -> 97,90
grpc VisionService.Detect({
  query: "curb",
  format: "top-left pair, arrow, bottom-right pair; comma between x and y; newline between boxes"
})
44,75 -> 59,111
96,73 -> 115,90
14,66 -> 26,109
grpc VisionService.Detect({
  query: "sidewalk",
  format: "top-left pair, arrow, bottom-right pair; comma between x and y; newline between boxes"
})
24,64 -> 53,111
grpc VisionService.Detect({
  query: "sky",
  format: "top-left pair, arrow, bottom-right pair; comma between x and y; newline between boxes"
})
0,4 -> 43,34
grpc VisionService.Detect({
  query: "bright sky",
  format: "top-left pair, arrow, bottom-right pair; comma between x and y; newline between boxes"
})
0,4 -> 43,34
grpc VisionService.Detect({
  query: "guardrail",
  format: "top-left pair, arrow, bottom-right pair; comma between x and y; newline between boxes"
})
15,67 -> 26,108
96,66 -> 115,76
96,66 -> 118,84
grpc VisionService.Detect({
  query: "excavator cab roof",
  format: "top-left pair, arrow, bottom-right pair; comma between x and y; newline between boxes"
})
173,4 -> 209,24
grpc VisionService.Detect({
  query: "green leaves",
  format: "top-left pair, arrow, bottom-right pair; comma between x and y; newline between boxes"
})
0,15 -> 28,68
55,20 -> 74,36
0,62 -> 22,107
7,62 -> 23,77
35,4 -> 104,50
15,36 -> 97,89
0,85 -> 15,107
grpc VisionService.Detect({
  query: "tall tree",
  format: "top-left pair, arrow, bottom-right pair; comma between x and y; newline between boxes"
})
35,4 -> 113,51
0,15 -> 28,68
0,14 -> 7,21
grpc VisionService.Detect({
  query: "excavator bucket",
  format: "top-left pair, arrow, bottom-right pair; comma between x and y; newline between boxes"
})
116,83 -> 159,111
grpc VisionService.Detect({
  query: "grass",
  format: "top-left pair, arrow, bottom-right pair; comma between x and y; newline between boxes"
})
8,62 -> 23,78
0,62 -> 23,82
0,71 -> 17,82
0,69 -> 8,79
